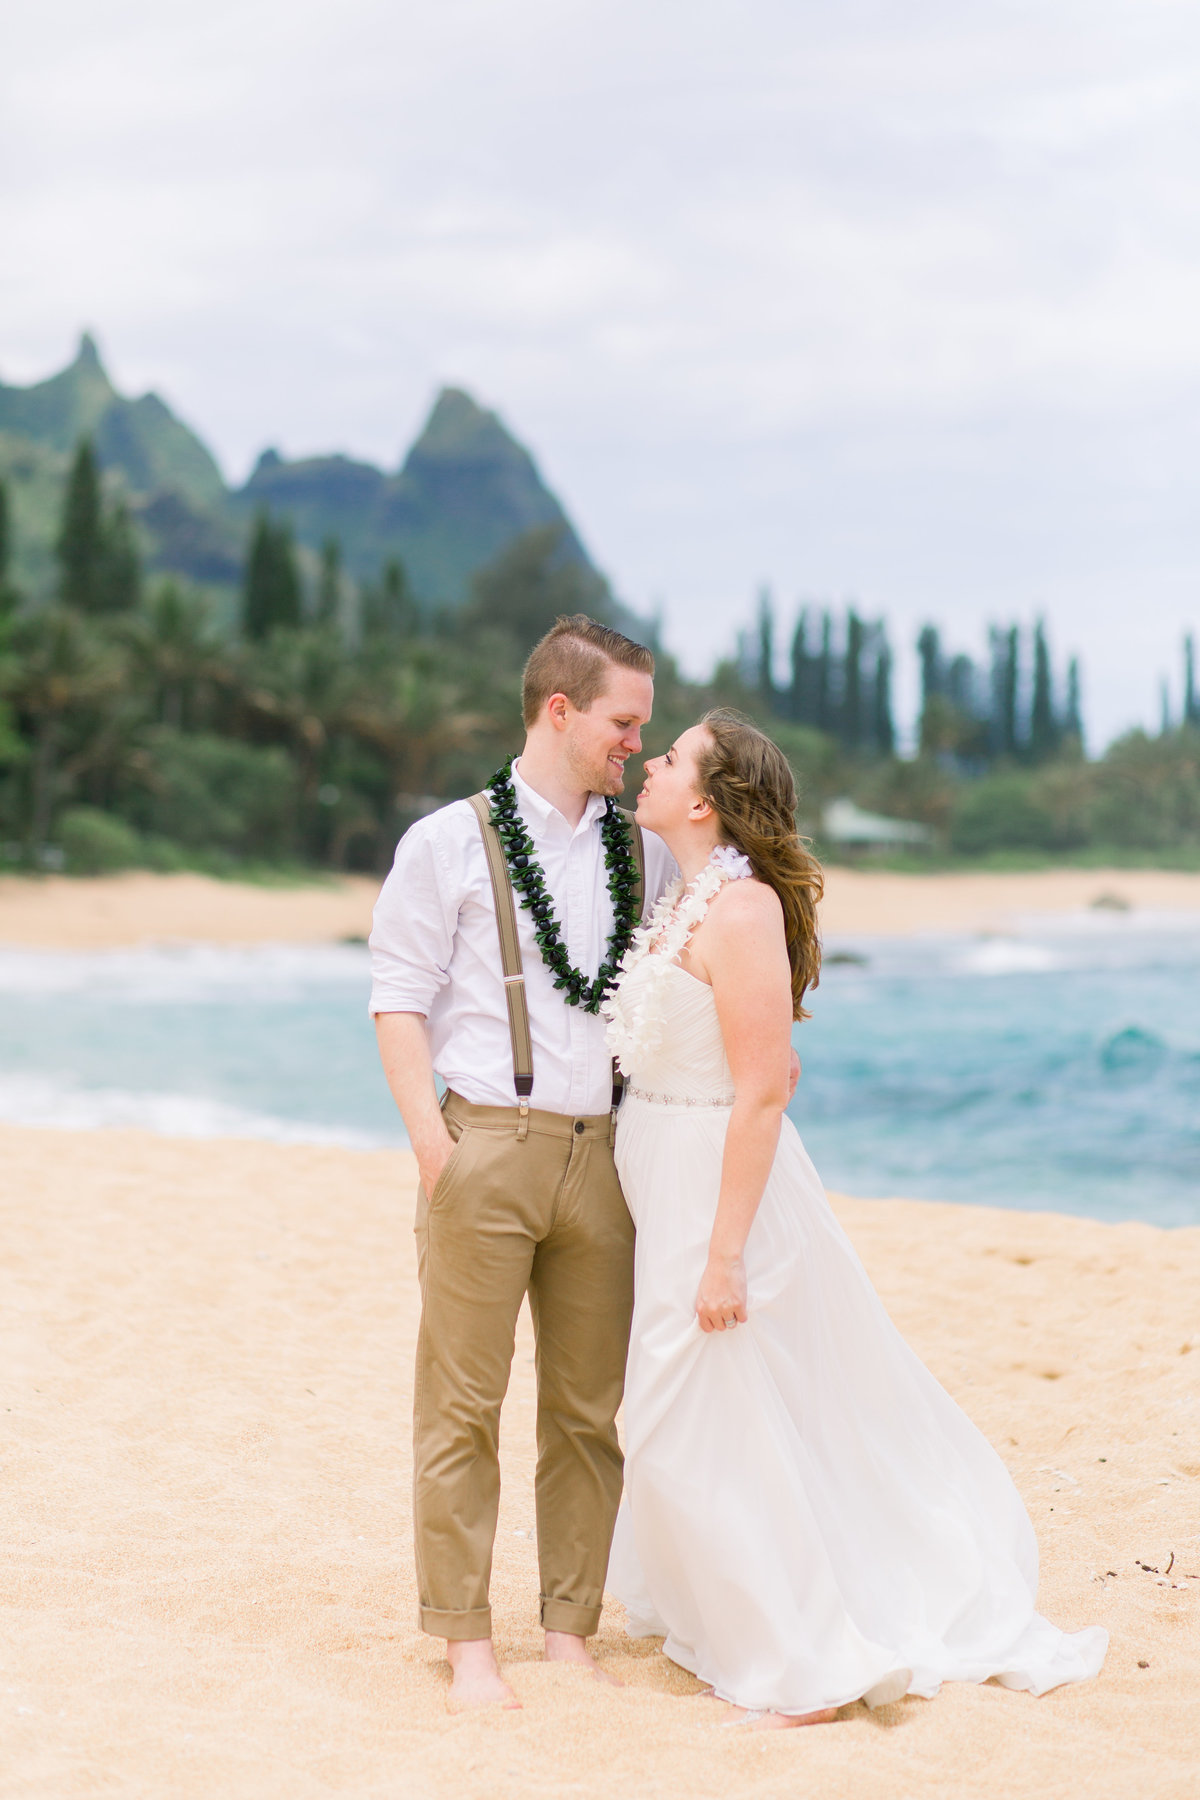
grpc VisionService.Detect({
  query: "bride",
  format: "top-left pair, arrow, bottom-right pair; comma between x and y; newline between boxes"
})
601,709 -> 1107,1728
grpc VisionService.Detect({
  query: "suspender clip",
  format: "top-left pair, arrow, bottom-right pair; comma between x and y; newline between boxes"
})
517,1098 -> 530,1142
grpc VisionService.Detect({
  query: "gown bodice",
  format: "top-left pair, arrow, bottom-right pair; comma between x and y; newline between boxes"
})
610,957 -> 735,1105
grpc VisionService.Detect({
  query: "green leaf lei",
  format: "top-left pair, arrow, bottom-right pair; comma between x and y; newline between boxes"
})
486,755 -> 639,1014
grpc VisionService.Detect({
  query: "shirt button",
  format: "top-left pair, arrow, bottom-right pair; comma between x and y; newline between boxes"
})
574,1120 -> 585,1135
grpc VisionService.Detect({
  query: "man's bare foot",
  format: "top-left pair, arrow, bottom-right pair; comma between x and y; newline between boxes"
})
446,1637 -> 521,1710
543,1629 -> 623,1686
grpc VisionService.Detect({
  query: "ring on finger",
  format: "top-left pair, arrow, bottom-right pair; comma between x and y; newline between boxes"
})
722,1316 -> 737,1329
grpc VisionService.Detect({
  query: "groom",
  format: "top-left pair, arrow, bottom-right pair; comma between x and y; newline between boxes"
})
370,614 -> 676,1707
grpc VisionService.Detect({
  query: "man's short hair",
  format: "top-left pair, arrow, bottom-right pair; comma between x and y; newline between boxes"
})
521,614 -> 655,728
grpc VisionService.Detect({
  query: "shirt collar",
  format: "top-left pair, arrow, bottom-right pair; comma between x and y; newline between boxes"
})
512,759 -> 608,838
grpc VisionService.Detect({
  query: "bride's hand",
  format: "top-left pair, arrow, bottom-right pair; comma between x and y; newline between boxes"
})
695,1250 -> 748,1333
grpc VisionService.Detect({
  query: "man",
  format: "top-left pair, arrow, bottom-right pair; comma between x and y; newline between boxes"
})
370,614 -> 676,1708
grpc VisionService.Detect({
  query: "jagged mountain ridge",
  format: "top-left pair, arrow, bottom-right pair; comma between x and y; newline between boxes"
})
0,333 -> 226,511
0,334 -> 596,607
235,387 -> 589,599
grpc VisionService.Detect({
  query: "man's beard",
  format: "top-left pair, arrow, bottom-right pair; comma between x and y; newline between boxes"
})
567,738 -> 625,797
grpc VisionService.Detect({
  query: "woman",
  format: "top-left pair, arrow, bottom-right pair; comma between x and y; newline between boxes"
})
602,710 -> 1107,1728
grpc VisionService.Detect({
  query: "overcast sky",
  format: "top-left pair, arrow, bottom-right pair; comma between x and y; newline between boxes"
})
5,0 -> 1200,744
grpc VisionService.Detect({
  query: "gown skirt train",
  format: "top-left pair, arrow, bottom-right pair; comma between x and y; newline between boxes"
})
605,956 -> 1107,1716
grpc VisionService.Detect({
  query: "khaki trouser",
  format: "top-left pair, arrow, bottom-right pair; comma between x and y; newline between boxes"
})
412,1091 -> 635,1640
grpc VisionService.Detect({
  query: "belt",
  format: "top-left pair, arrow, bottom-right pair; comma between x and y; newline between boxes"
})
624,1084 -> 735,1108
443,1090 -> 616,1143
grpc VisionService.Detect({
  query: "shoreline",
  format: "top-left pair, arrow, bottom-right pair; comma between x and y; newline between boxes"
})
2,1120 -> 1196,1799
3,865 -> 1200,948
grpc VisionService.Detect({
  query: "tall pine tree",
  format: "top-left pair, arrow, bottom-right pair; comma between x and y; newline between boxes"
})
0,478 -> 15,619
1003,625 -> 1020,756
316,537 -> 342,628
916,625 -> 941,748
1029,618 -> 1059,763
988,626 -> 1018,758
95,500 -> 141,613
815,611 -> 833,733
786,610 -> 810,724
873,642 -> 895,756
242,511 -> 302,640
842,610 -> 864,750
756,587 -> 776,711
57,439 -> 104,611
362,556 -> 419,640
1064,656 -> 1083,748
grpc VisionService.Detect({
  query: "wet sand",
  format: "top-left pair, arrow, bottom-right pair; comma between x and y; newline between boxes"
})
2,1123 -> 1196,1799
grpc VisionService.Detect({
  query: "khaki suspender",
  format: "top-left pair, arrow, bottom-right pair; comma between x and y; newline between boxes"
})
468,791 -> 645,1136
467,792 -> 535,1135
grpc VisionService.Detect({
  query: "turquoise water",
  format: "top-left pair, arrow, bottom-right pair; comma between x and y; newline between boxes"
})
790,920 -> 1200,1227
0,914 -> 1197,1225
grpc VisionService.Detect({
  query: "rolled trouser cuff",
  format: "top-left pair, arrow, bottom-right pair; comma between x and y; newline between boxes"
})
419,1604 -> 493,1641
540,1596 -> 602,1637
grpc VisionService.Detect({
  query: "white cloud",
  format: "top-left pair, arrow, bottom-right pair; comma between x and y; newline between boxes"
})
3,0 -> 1200,741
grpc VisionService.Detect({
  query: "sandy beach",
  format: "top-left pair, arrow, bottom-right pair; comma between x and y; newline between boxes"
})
2,869 -> 1198,1794
2,864 -> 1200,949
2,1123 -> 1197,1799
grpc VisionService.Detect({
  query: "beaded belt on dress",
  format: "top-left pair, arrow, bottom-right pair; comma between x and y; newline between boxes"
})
624,1084 -> 735,1108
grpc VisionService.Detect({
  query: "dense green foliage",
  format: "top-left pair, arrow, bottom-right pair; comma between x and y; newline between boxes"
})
0,465 -> 612,872
1,433 -> 1199,877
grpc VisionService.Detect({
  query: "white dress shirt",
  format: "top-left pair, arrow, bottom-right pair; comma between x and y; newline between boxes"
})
369,761 -> 677,1116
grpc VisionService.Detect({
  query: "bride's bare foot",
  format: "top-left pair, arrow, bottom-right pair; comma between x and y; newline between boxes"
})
721,1705 -> 838,1729
544,1629 -> 624,1686
752,1707 -> 838,1729
446,1638 -> 521,1710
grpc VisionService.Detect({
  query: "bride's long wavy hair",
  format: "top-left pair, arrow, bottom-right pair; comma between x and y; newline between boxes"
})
695,709 -> 824,1020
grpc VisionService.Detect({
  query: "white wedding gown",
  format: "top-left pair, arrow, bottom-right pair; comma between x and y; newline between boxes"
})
606,947 -> 1108,1715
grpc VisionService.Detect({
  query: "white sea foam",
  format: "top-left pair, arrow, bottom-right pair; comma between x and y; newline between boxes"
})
954,940 -> 1063,976
0,1071 -> 395,1149
0,941 -> 369,1003
824,913 -> 1200,983
1003,911 -> 1200,958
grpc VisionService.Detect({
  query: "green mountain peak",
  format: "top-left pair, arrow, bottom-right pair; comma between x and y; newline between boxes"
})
0,331 -> 116,454
233,385 -> 593,606
0,333 -> 232,590
0,336 -> 598,611
76,330 -> 105,373
407,387 -> 513,464
379,386 -> 590,603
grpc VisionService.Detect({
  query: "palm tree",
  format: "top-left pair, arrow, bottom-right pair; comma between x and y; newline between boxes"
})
3,608 -> 123,851
343,642 -> 497,841
234,626 -> 359,852
121,581 -> 227,728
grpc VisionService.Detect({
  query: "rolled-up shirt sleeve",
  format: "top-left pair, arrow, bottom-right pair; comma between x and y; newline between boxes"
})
368,817 -> 459,1016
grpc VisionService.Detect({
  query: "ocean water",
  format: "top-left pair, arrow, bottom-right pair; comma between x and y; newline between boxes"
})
0,914 -> 1197,1226
790,915 -> 1200,1228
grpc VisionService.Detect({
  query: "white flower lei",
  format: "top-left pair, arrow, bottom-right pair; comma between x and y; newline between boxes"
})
601,844 -> 753,1075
